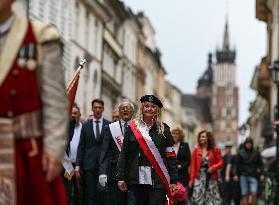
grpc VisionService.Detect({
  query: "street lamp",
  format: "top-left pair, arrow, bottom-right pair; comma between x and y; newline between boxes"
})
269,60 -> 279,204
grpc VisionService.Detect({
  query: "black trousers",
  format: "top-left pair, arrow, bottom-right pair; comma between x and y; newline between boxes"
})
82,169 -> 107,205
223,181 -> 241,205
127,191 -> 136,205
131,185 -> 166,205
107,181 -> 127,205
63,175 -> 79,205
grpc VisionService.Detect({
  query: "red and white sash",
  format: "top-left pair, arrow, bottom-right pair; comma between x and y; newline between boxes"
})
109,121 -> 124,151
129,120 -> 173,203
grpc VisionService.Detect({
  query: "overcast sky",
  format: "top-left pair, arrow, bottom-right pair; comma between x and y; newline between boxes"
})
124,0 -> 267,125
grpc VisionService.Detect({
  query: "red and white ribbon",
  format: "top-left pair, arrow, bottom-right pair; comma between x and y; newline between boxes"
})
130,120 -> 173,203
109,121 -> 124,151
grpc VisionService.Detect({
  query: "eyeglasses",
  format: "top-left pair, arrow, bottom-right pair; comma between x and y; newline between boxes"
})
119,106 -> 132,111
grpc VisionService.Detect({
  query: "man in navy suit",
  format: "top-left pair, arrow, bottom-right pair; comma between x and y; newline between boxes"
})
75,99 -> 110,205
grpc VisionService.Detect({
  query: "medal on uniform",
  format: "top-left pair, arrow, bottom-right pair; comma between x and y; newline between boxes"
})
26,59 -> 37,70
17,46 -> 26,68
26,44 -> 37,70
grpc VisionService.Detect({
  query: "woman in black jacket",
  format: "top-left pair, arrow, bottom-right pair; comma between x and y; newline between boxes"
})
117,95 -> 178,205
172,126 -> 191,187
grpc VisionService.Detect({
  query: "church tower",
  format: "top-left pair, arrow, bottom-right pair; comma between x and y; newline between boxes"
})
212,20 -> 238,146
197,53 -> 214,98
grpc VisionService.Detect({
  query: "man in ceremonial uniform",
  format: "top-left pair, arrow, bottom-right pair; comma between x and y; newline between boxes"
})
75,99 -> 110,205
99,99 -> 135,205
0,1 -> 68,205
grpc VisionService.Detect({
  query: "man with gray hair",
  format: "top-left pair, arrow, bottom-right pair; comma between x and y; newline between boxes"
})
99,99 -> 135,205
112,107 -> 120,122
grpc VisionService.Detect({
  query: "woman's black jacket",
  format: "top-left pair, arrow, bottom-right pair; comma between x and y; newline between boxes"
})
176,142 -> 191,186
116,122 -> 178,189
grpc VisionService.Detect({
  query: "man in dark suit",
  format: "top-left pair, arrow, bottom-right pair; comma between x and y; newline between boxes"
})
75,99 -> 110,205
99,99 -> 135,205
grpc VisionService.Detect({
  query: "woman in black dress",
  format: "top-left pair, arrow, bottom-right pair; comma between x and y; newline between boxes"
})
172,126 -> 191,187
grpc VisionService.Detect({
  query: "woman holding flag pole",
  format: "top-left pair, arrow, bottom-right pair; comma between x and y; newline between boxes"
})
117,95 -> 178,205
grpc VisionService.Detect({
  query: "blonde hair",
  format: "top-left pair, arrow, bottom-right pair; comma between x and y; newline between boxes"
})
172,125 -> 185,141
135,102 -> 165,135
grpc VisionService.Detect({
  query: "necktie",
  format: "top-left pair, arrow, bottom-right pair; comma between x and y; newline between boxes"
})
95,120 -> 100,139
123,122 -> 128,135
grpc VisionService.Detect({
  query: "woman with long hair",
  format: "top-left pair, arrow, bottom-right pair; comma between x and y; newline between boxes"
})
172,126 -> 191,187
189,130 -> 223,205
117,95 -> 178,205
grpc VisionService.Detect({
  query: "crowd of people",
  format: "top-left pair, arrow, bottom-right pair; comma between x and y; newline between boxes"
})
63,96 -> 267,205
64,94 -> 270,205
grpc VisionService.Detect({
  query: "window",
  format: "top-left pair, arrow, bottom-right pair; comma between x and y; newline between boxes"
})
220,121 -> 226,130
227,108 -> 231,116
221,107 -> 226,118
232,108 -> 236,118
75,2 -> 79,39
212,96 -> 217,106
226,95 -> 233,107
85,10 -> 90,48
226,122 -> 231,129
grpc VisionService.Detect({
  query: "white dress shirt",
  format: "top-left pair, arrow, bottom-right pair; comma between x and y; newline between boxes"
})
92,117 -> 103,138
69,122 -> 82,163
138,121 -> 152,185
174,142 -> 180,155
120,119 -> 129,135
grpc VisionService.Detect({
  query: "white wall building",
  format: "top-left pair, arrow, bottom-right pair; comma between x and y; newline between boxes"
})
118,9 -> 140,104
71,1 -> 108,116
101,0 -> 125,120
24,0 -> 108,117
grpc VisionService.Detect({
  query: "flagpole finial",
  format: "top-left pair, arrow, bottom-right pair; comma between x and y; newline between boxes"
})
79,58 -> 87,69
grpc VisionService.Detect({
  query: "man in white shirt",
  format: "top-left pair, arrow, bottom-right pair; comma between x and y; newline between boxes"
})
64,104 -> 82,205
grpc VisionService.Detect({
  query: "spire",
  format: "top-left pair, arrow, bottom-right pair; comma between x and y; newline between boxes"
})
223,19 -> 230,50
208,53 -> 212,70
197,52 -> 213,88
216,14 -> 236,64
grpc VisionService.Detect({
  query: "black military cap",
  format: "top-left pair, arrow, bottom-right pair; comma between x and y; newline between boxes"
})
140,95 -> 163,108
225,141 -> 233,148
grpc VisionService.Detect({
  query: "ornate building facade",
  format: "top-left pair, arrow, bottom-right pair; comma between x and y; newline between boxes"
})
197,21 -> 239,147
247,0 -> 279,148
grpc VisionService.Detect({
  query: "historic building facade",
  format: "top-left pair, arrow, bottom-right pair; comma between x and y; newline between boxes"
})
101,0 -> 126,119
247,0 -> 279,148
72,0 -> 108,116
137,13 -> 166,103
23,0 -> 108,116
16,0 -> 187,128
163,81 -> 185,129
197,22 -> 239,147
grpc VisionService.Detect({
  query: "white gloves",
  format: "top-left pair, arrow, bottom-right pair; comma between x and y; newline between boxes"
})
99,174 -> 107,187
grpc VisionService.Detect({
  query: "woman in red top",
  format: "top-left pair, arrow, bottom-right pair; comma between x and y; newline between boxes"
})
189,130 -> 223,205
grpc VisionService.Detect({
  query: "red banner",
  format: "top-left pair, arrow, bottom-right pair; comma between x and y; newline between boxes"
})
66,69 -> 80,114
